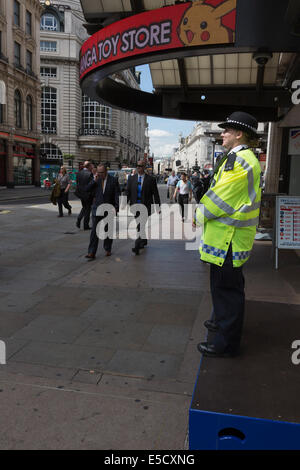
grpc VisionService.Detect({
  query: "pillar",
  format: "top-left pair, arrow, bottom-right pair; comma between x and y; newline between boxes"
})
264,121 -> 283,194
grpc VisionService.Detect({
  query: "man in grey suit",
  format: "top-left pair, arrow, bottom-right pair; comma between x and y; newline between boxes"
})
126,160 -> 161,255
85,164 -> 120,260
75,160 -> 94,230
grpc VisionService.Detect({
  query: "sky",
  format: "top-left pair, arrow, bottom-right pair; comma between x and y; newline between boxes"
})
136,65 -> 196,160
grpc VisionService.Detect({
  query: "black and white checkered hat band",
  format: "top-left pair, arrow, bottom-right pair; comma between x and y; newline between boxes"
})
224,119 -> 257,134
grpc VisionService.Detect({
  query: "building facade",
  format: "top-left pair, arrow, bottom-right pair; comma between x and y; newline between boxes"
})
0,0 -> 42,187
171,122 -> 224,173
39,0 -> 147,185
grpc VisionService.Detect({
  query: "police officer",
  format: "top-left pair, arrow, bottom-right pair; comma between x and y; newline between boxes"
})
194,111 -> 262,357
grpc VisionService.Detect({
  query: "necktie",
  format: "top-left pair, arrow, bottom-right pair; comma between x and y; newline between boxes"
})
137,176 -> 142,202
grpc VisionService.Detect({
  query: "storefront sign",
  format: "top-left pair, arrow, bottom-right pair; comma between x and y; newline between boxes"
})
80,1 -> 236,81
276,196 -> 300,250
288,128 -> 300,155
275,196 -> 300,269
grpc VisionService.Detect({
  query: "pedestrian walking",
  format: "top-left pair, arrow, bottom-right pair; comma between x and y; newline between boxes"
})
193,111 -> 262,357
172,172 -> 192,221
191,171 -> 205,203
167,171 -> 178,202
75,160 -> 94,230
126,160 -> 161,255
85,164 -> 120,260
56,166 -> 72,217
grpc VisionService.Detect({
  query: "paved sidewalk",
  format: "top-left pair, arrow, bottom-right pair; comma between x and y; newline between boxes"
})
0,191 -> 210,449
0,186 -> 53,202
0,192 -> 299,449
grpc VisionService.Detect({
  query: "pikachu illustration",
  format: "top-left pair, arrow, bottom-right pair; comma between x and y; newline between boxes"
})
178,0 -> 236,46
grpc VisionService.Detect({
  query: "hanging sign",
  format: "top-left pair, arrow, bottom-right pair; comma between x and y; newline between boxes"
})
79,1 -> 236,81
288,128 -> 300,155
276,196 -> 300,250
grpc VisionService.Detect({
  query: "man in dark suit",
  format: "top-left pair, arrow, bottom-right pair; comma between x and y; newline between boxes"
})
126,160 -> 161,255
85,164 -> 120,260
75,160 -> 94,230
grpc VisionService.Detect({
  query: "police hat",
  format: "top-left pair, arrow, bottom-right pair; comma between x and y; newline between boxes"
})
218,111 -> 258,137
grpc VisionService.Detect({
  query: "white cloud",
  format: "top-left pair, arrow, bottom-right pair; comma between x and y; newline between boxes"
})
150,142 -> 178,159
148,129 -> 174,138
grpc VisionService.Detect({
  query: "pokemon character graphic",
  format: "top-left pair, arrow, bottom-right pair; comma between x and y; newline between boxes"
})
178,0 -> 236,47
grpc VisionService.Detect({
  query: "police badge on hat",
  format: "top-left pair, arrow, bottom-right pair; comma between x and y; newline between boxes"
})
218,111 -> 258,137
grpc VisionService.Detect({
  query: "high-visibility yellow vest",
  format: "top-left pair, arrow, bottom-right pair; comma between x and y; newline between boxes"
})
195,148 -> 262,267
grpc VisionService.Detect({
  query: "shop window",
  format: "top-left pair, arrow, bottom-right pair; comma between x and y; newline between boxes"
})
13,156 -> 32,185
26,95 -> 33,131
14,89 -> 22,128
41,86 -> 57,134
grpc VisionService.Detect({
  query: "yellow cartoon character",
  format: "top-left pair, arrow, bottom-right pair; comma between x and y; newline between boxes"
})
178,0 -> 236,46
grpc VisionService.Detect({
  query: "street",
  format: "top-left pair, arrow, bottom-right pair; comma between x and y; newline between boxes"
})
0,184 -> 210,450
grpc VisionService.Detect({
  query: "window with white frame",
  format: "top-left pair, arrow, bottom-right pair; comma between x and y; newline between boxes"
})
81,93 -> 112,133
41,87 -> 57,134
40,13 -> 59,31
40,40 -> 57,52
40,143 -> 62,160
40,66 -> 57,78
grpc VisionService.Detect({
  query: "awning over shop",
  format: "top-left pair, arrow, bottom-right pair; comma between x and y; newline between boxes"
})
79,0 -> 300,122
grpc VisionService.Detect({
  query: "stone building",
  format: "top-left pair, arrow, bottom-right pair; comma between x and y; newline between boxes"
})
171,122 -> 224,173
39,0 -> 147,185
0,0 -> 42,187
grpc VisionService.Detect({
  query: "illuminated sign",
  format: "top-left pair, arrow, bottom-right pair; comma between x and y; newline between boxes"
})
80,0 -> 236,81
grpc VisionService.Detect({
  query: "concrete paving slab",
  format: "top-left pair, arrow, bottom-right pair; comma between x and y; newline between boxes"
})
72,369 -> 102,385
0,292 -> 46,314
11,314 -> 91,343
74,320 -> 154,350
142,324 -> 191,355
105,349 -> 183,380
0,378 -> 190,449
80,299 -> 144,322
10,341 -> 115,370
138,302 -> 198,326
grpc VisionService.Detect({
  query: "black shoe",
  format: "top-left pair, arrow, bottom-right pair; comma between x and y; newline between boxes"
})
84,226 -> 91,230
132,247 -> 140,255
58,214 -> 63,217
204,319 -> 219,332
197,342 -> 238,358
76,221 -> 80,228
85,253 -> 96,260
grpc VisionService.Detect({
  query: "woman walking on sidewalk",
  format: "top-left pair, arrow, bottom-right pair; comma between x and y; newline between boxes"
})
56,166 -> 72,217
172,172 -> 192,221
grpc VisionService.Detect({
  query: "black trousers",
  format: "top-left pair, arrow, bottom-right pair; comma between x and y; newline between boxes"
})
88,215 -> 113,255
178,194 -> 189,218
134,209 -> 148,249
77,198 -> 92,229
57,189 -> 72,216
210,245 -> 245,353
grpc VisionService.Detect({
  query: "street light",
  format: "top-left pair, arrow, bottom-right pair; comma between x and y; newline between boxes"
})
45,0 -> 51,6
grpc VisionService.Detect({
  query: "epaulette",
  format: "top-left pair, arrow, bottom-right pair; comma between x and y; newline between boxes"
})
224,152 -> 237,171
